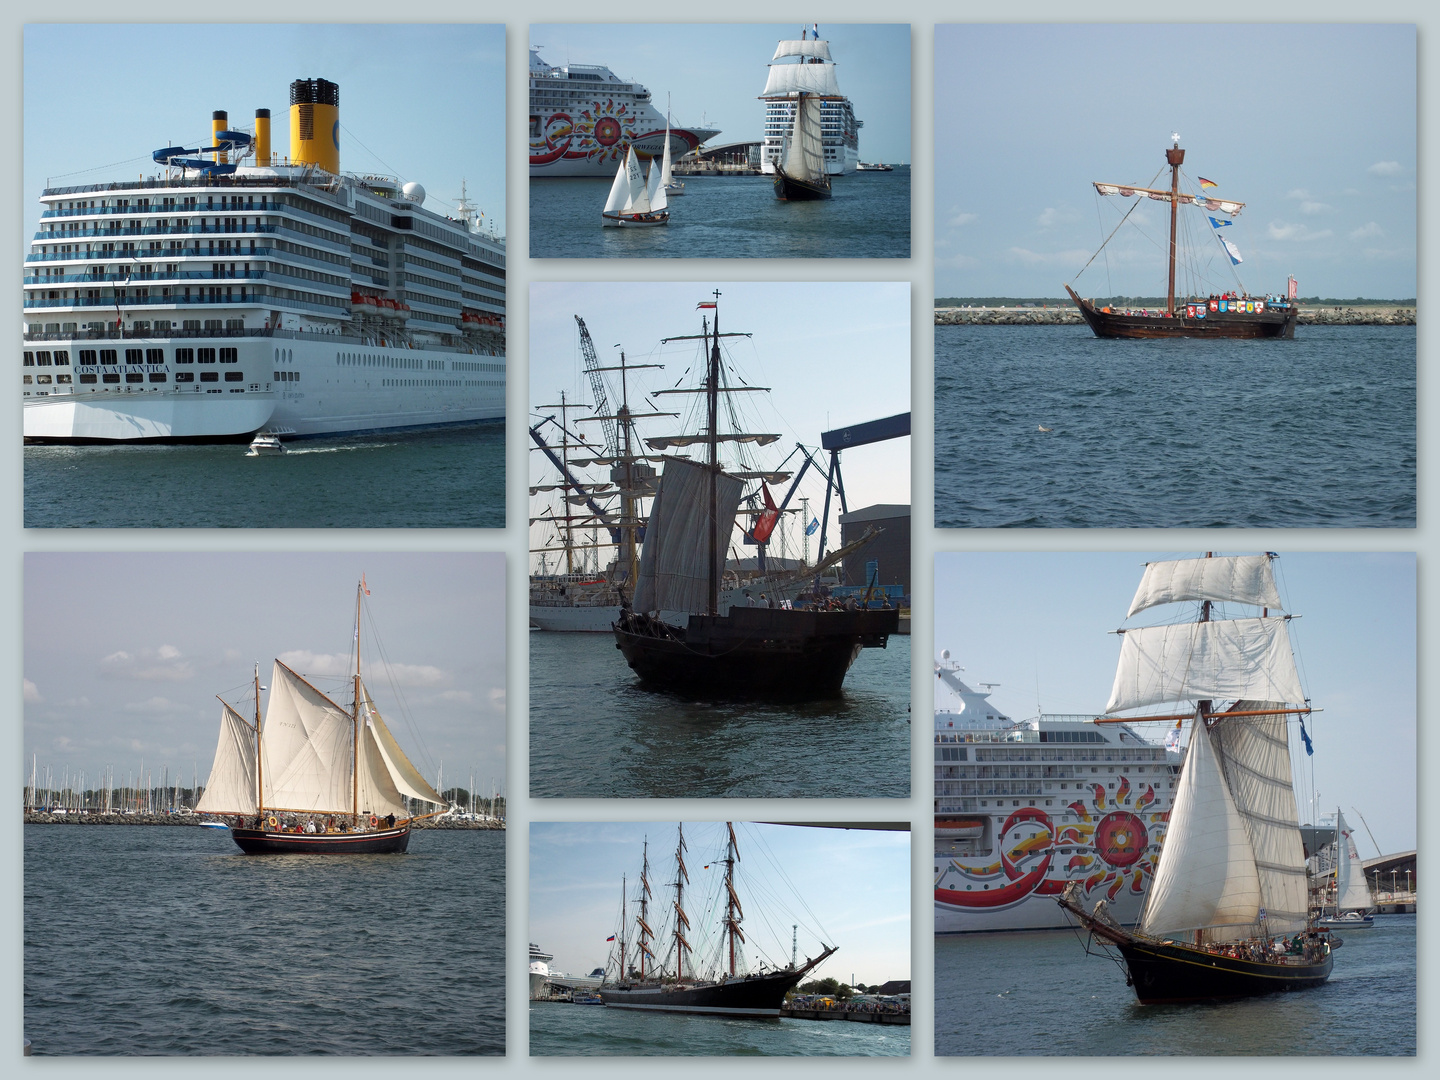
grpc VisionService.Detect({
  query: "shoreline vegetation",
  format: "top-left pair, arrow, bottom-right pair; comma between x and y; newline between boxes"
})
23,811 -> 504,830
936,299 -> 1415,327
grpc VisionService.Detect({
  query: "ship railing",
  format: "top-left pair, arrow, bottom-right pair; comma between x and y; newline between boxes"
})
40,198 -> 286,218
23,325 -> 505,353
41,174 -> 353,198
25,268 -> 341,286
26,293 -> 347,316
36,223 -> 281,240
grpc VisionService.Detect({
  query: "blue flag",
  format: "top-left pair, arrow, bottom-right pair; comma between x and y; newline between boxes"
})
1208,216 -> 1233,229
1298,716 -> 1314,756
805,517 -> 819,536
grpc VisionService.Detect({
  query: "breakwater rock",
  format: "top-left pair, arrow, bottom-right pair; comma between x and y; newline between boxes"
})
935,306 -> 1415,327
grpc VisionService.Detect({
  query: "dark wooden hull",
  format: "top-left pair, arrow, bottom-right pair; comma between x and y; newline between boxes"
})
773,167 -> 832,201
1115,938 -> 1333,1004
229,824 -> 410,854
601,210 -> 669,227
1065,285 -> 1297,340
599,969 -> 809,1017
613,607 -> 897,700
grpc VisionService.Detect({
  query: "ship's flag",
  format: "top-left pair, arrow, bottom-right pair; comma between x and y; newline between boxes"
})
1165,717 -> 1182,750
1207,216 -> 1233,229
1198,177 -> 1218,189
606,935 -> 617,942
1299,716 -> 1314,756
1219,235 -> 1244,265
361,574 -> 370,596
696,301 -> 717,310
805,516 -> 820,536
752,484 -> 780,543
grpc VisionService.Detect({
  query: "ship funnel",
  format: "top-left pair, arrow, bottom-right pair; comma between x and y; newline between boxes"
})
289,78 -> 339,173
255,108 -> 271,166
212,110 -> 228,164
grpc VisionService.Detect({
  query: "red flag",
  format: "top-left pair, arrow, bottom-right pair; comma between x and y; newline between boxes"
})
752,484 -> 779,543
361,574 -> 370,596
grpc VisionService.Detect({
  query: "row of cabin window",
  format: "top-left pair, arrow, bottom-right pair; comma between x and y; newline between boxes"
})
23,351 -> 71,366
69,371 -> 245,384
69,347 -> 240,365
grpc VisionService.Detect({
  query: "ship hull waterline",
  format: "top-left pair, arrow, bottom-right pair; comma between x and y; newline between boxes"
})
228,824 -> 411,855
1113,938 -> 1334,1005
613,607 -> 897,700
599,947 -> 835,1017
772,167 -> 832,202
1065,285 -> 1297,340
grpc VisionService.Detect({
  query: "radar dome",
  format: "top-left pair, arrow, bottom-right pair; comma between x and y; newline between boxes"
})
401,181 -> 426,205
941,649 -> 950,660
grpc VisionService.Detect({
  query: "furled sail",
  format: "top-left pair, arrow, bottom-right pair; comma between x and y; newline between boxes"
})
1140,715 -> 1262,940
645,433 -> 780,450
772,38 -> 832,61
1210,702 -> 1311,934
1105,618 -> 1306,714
633,456 -> 744,614
780,93 -> 826,183
1334,808 -> 1373,912
196,702 -> 258,814
1127,555 -> 1285,617
260,661 -> 353,812
761,63 -> 842,98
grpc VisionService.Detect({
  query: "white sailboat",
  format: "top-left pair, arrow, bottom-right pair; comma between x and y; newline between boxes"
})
1318,807 -> 1376,928
662,113 -> 685,197
601,145 -> 669,228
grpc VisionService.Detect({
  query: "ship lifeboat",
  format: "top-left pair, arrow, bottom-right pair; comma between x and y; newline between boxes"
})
935,817 -> 985,840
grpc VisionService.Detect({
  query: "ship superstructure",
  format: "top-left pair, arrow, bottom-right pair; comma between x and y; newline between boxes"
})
24,77 -> 505,443
934,654 -> 1180,932
530,50 -> 720,178
760,29 -> 861,177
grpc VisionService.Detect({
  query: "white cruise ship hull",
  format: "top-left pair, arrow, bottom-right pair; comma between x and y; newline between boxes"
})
529,603 -> 620,632
24,391 -> 274,443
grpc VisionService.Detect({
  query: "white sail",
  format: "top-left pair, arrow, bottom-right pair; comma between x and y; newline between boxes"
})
779,94 -> 826,183
196,702 -> 257,814
356,719 -> 409,820
1140,715 -> 1262,940
622,146 -> 652,215
260,661 -> 353,813
772,39 -> 832,61
761,63 -> 842,98
603,156 -> 630,215
660,121 -> 675,189
1105,618 -> 1306,714
1334,808 -> 1373,912
1210,703 -> 1311,934
1127,555 -> 1285,617
633,456 -> 744,615
645,157 -> 667,213
364,690 -> 447,805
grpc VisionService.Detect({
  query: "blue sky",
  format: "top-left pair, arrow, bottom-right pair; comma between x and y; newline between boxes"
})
23,24 -> 506,249
532,24 -> 911,161
24,553 -> 507,801
934,551 -> 1416,855
529,281 -> 911,572
530,821 -> 910,987
935,24 -> 1416,299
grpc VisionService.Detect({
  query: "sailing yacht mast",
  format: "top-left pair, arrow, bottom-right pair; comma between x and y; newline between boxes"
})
353,578 -> 362,824
255,662 -> 264,817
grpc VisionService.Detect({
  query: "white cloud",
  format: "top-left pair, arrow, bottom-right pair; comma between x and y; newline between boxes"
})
24,679 -> 41,703
1007,246 -> 1093,267
946,211 -> 977,228
1286,188 -> 1311,201
1367,161 -> 1403,177
488,687 -> 507,709
101,646 -> 193,681
1349,221 -> 1385,241
1036,206 -> 1079,230
1266,221 -> 1333,242
122,696 -> 190,715
1299,201 -> 1330,216
438,689 -> 474,703
278,650 -> 446,687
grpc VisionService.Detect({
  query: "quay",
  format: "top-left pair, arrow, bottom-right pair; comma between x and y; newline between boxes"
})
936,305 -> 1415,327
782,1005 -> 909,1026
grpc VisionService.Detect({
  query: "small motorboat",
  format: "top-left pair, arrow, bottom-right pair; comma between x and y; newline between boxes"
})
247,432 -> 286,456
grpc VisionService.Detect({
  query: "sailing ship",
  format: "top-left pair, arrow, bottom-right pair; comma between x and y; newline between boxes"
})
1058,553 -> 1336,1002
1065,138 -> 1299,339
1317,808 -> 1375,929
612,293 -> 897,698
661,112 -> 686,197
772,92 -> 832,201
602,145 -> 669,227
760,29 -> 861,176
195,579 -> 447,854
600,823 -> 838,1017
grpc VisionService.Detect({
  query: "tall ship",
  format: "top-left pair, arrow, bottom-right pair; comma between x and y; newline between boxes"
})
760,28 -> 861,177
24,76 -> 506,444
600,824 -> 838,1017
195,579 -> 448,854
530,49 -> 720,178
612,293 -> 897,698
934,653 -> 1179,933
1058,553 -> 1335,1002
1065,137 -> 1299,339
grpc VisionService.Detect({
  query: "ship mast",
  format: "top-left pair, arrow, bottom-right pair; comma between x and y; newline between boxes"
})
353,578 -> 362,825
638,839 -> 652,980
723,822 -> 745,977
255,662 -> 264,817
619,873 -> 627,981
674,824 -> 691,981
1166,137 -> 1184,317
706,293 -> 722,615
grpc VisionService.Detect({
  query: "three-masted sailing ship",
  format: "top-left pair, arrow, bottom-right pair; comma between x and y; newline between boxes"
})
1065,139 -> 1300,339
195,580 -> 447,854
612,292 -> 897,698
600,823 -> 839,1017
1058,554 -> 1335,1002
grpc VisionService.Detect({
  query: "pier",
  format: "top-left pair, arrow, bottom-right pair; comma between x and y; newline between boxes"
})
782,1006 -> 909,1026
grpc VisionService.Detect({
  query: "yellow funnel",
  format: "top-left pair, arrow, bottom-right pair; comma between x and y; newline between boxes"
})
212,110 -> 228,164
255,109 -> 271,166
289,78 -> 339,173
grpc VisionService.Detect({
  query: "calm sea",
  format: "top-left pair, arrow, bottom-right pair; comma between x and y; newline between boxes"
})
528,630 -> 910,799
530,1000 -> 910,1056
23,421 -> 505,528
23,825 -> 505,1055
935,916 -> 1416,1056
933,325 -> 1416,528
529,169 -> 911,259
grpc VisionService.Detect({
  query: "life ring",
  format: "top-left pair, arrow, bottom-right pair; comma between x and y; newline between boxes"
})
267,816 -> 278,829
369,815 -> 379,828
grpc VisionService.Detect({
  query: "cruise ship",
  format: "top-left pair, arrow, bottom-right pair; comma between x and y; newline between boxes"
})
23,77 -> 505,443
530,49 -> 721,178
760,29 -> 861,176
934,654 -> 1180,933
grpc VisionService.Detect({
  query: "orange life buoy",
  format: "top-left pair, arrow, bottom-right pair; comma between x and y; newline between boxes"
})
369,815 -> 379,828
267,816 -> 278,829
